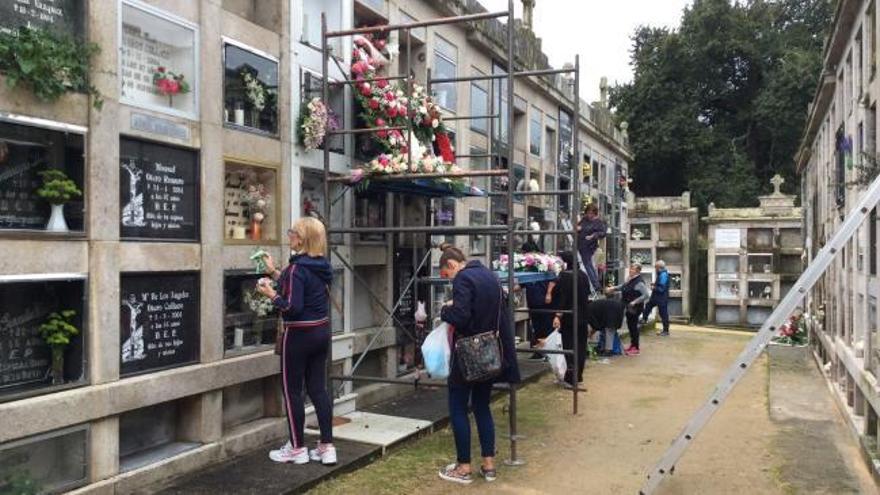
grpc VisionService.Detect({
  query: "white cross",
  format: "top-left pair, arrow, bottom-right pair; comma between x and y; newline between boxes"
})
770,174 -> 784,195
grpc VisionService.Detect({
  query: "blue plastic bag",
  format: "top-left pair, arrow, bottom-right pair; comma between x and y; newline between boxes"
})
421,322 -> 451,379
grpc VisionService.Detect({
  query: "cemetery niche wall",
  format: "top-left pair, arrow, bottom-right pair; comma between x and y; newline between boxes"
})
0,277 -> 85,401
119,272 -> 199,377
223,41 -> 279,135
0,120 -> 85,233
120,1 -> 198,119
119,137 -> 199,241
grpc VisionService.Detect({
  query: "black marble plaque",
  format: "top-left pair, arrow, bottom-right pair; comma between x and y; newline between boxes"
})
120,272 -> 199,376
0,0 -> 84,37
119,138 -> 199,241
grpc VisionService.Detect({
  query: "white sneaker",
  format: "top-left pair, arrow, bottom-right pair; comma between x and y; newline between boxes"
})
269,441 -> 309,464
309,443 -> 338,465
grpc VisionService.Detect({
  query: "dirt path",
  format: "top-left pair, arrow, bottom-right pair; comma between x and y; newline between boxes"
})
315,325 -> 874,494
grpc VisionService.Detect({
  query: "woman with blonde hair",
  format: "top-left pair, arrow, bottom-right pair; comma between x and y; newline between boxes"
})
257,217 -> 336,465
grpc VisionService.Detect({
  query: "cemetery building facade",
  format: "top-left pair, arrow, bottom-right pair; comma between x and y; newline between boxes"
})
795,0 -> 880,479
0,0 -> 630,492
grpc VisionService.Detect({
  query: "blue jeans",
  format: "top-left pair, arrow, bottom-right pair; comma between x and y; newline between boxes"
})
643,300 -> 669,333
579,247 -> 600,292
448,382 -> 494,463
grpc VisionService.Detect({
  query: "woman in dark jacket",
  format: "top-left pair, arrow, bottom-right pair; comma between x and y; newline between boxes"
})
437,243 -> 520,485
550,251 -> 590,389
257,217 -> 336,466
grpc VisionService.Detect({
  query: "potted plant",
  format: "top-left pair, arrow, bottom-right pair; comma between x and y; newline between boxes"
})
36,169 -> 82,232
38,310 -> 79,385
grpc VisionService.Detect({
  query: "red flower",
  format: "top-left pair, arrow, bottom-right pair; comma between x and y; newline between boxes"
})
377,129 -> 388,138
375,117 -> 386,127
387,106 -> 398,118
384,91 -> 396,102
376,78 -> 389,89
157,66 -> 166,72
359,83 -> 372,97
435,131 -> 456,164
369,99 -> 380,110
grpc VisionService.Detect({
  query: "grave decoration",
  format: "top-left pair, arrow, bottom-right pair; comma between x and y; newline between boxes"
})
36,169 -> 82,232
38,310 -> 79,385
0,26 -> 102,108
301,26 -> 469,192
493,252 -> 566,275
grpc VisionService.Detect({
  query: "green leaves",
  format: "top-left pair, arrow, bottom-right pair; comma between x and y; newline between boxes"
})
611,0 -> 834,212
39,310 -> 79,349
37,168 -> 82,205
0,26 -> 102,109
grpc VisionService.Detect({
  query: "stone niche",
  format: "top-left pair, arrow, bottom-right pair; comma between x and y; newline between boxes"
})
716,255 -> 740,273
748,281 -> 773,300
119,398 -> 201,473
119,272 -> 200,377
658,222 -> 682,242
657,247 -> 683,265
221,0 -> 283,33
747,254 -> 773,274
631,248 -> 653,266
224,160 -> 278,244
223,271 -> 277,356
715,305 -> 740,325
223,42 -> 279,136
747,306 -> 772,326
0,278 -> 86,401
222,377 -> 271,432
120,1 -> 198,119
0,120 -> 86,233
0,425 -> 88,493
747,228 -> 774,250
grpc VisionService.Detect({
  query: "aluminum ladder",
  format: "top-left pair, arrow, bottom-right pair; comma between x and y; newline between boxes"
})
641,173 -> 880,494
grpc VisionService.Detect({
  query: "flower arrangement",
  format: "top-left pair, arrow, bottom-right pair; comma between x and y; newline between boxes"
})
772,313 -> 807,346
364,151 -> 462,176
37,169 -> 81,205
241,70 -> 267,112
153,66 -> 190,98
298,97 -> 339,151
39,309 -> 79,385
493,252 -> 566,275
242,182 -> 270,225
244,285 -> 276,317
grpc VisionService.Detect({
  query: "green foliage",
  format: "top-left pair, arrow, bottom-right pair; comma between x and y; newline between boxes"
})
610,0 -> 835,212
0,26 -> 103,109
39,309 -> 79,348
37,169 -> 82,205
1,470 -> 41,495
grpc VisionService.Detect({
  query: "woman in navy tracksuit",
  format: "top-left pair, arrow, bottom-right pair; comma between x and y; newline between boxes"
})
257,217 -> 336,466
437,243 -> 521,485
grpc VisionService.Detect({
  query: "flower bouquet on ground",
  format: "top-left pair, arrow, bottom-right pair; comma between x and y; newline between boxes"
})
493,252 -> 566,275
771,313 -> 807,346
153,66 -> 190,105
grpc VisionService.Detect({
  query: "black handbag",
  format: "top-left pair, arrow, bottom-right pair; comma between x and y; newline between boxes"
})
454,289 -> 504,383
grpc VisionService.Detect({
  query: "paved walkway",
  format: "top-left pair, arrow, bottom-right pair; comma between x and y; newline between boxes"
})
312,325 -> 877,494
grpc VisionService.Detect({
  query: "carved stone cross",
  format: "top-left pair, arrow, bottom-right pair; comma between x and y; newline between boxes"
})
770,174 -> 784,195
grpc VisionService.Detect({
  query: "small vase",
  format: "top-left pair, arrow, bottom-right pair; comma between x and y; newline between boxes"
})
46,204 -> 69,232
250,220 -> 262,241
235,103 -> 245,126
51,347 -> 64,385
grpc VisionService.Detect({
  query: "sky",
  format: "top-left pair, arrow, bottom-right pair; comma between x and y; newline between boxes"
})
479,0 -> 693,103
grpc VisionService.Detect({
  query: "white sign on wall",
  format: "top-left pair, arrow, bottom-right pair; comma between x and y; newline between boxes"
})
715,228 -> 741,249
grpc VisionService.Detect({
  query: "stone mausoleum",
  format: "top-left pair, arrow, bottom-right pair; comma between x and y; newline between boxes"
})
705,175 -> 804,327
627,192 -> 699,322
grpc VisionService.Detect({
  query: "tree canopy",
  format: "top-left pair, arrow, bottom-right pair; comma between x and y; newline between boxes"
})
610,0 -> 835,211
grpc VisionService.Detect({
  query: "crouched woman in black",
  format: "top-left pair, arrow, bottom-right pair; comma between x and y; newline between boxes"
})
437,243 -> 521,484
257,217 -> 336,466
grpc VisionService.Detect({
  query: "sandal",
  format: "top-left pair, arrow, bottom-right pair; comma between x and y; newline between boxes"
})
438,463 -> 473,484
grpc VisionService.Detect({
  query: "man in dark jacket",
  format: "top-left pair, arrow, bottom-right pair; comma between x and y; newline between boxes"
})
577,203 -> 606,294
551,251 -> 590,388
641,260 -> 671,336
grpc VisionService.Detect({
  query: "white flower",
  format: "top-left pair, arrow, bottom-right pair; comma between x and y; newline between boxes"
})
253,212 -> 265,222
431,119 -> 439,128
